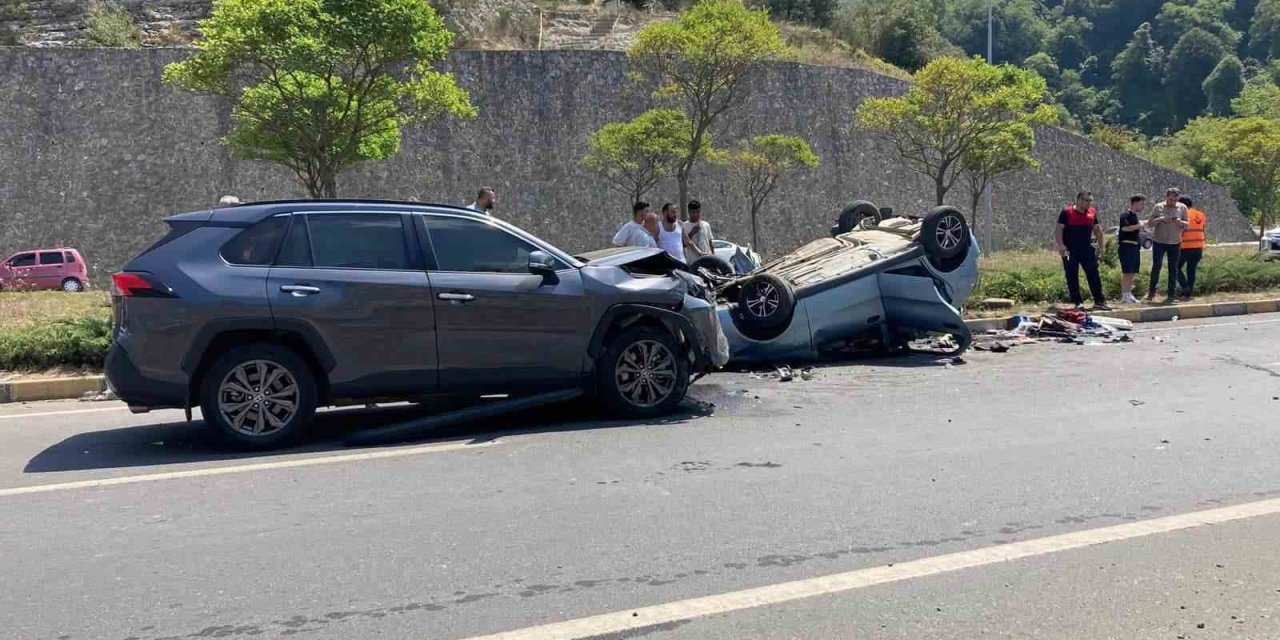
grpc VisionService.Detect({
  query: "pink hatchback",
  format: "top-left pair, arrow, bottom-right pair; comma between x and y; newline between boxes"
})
0,248 -> 90,292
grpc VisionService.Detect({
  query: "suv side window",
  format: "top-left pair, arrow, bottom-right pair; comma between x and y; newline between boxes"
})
64,251 -> 76,263
39,252 -> 65,265
275,215 -> 313,267
8,253 -> 36,267
307,213 -> 411,270
424,216 -> 556,273
221,215 -> 289,266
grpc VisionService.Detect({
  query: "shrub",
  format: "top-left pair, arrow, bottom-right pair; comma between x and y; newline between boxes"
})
0,317 -> 113,370
81,0 -> 140,48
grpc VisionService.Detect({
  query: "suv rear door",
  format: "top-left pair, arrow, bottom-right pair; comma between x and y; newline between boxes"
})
266,211 -> 438,398
420,213 -> 590,392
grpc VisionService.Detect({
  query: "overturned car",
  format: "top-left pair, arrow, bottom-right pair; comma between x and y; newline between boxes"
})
699,204 -> 979,363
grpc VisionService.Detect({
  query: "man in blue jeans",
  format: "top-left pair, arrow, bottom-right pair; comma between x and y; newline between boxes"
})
1055,191 -> 1110,311
1146,187 -> 1189,304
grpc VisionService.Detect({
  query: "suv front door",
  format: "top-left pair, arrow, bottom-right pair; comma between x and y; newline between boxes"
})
3,253 -> 37,289
421,213 -> 590,392
266,212 -> 438,399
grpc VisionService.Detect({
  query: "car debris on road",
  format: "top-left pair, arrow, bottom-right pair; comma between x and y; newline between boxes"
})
974,309 -> 1135,352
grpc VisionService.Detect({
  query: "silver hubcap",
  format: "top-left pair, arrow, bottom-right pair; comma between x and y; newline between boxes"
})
615,340 -> 677,408
937,215 -> 964,251
745,282 -> 780,318
217,360 -> 299,436
63,280 -> 79,292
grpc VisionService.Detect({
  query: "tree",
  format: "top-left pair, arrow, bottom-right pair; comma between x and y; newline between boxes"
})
959,120 -> 1039,245
1165,27 -> 1227,127
1205,117 -> 1280,237
855,56 -> 1056,205
1154,0 -> 1241,50
1202,54 -> 1244,116
765,0 -> 835,28
163,0 -> 476,198
936,0 -> 1050,63
580,109 -> 695,206
717,134 -> 818,251
1249,0 -> 1280,59
1110,22 -> 1167,133
629,0 -> 789,217
1231,79 -> 1280,119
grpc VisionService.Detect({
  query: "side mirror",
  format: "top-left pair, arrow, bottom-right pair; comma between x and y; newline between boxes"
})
528,251 -> 558,283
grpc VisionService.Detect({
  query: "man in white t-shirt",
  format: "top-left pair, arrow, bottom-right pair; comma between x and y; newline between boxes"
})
612,201 -> 657,249
465,187 -> 496,215
683,199 -> 714,263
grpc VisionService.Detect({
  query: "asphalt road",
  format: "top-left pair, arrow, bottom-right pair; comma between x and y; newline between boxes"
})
3,313 -> 1280,640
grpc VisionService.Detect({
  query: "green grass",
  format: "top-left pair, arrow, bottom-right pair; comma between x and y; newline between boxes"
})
974,245 -> 1280,305
0,291 -> 113,370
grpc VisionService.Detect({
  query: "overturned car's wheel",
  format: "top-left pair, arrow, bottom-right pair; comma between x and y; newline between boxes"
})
199,343 -> 318,450
690,255 -> 734,278
597,325 -> 690,418
921,206 -> 970,260
735,273 -> 796,333
835,201 -> 880,235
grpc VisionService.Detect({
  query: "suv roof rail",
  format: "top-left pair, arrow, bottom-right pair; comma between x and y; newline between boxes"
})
232,198 -> 469,211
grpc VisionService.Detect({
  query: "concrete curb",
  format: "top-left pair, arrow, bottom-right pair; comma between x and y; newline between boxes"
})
966,299 -> 1280,333
0,376 -> 105,404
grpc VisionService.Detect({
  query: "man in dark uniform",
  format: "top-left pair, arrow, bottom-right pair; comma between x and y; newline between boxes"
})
1054,191 -> 1110,310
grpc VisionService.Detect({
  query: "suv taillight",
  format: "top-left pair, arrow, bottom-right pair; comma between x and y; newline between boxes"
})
111,272 -> 174,298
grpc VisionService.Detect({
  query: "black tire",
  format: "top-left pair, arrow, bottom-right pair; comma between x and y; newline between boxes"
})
690,255 -> 734,278
836,201 -> 879,235
199,343 -> 318,450
920,206 -> 970,260
61,278 -> 84,293
735,273 -> 796,332
596,325 -> 690,419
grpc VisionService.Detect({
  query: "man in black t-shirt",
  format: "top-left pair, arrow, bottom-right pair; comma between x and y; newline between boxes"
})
1116,194 -> 1147,304
1054,191 -> 1110,310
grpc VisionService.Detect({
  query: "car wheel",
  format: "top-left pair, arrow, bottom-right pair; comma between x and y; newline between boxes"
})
597,325 -> 690,418
735,273 -> 796,332
61,278 -> 84,293
836,201 -> 879,235
199,343 -> 318,450
690,255 -> 734,278
920,206 -> 970,260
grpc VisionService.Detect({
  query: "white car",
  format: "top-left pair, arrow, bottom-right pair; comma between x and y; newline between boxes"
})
1262,227 -> 1280,257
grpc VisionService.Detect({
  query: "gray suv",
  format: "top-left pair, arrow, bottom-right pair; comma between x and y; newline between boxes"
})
106,200 -> 728,449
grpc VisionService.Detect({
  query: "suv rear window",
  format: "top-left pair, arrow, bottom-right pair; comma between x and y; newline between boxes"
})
64,251 -> 76,263
221,216 -> 289,266
39,252 -> 64,265
307,213 -> 410,270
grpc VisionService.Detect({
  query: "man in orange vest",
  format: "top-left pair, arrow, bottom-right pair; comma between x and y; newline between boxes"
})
1177,195 -> 1206,300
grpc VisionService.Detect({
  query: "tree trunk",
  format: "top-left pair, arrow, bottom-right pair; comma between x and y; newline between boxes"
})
677,169 -> 690,222
319,168 -> 338,199
934,174 -> 947,206
750,203 -> 760,254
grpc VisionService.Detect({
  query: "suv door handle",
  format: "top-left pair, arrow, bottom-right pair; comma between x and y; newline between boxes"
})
437,292 -> 475,302
280,284 -> 321,297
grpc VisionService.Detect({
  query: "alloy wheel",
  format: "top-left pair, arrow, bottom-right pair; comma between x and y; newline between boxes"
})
936,214 -> 964,251
217,360 -> 299,436
745,282 -> 780,319
614,340 -> 678,409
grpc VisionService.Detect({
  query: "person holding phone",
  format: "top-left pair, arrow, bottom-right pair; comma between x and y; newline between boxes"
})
1146,188 -> 1189,304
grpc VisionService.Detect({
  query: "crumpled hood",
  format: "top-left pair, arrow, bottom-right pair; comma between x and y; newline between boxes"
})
575,247 -> 689,272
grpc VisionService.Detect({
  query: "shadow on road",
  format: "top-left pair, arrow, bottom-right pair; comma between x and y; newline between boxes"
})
23,395 -> 715,474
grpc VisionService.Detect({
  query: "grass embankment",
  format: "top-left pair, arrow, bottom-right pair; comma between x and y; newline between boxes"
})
0,291 -> 113,371
973,245 -> 1280,308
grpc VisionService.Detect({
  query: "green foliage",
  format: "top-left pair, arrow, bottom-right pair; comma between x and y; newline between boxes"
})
1203,116 -> 1280,232
163,0 -> 476,198
1252,0 -> 1280,59
629,0 -> 789,215
855,57 -> 1055,206
1110,22 -> 1168,134
831,0 -> 956,72
1154,0 -> 1241,50
973,250 -> 1280,304
1165,28 -> 1228,128
716,134 -> 817,250
1089,123 -> 1141,151
1231,79 -> 1280,119
1203,55 -> 1245,116
81,0 -> 140,48
581,109 -> 695,205
764,0 -> 835,28
0,317 -> 112,370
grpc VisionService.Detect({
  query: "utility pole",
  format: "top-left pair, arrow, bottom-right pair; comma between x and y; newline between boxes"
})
985,3 -> 996,252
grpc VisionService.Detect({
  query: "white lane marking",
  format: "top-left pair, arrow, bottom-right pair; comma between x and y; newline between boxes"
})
0,440 -> 498,497
458,496 -> 1280,640
0,406 -> 132,421
1131,316 -> 1280,334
